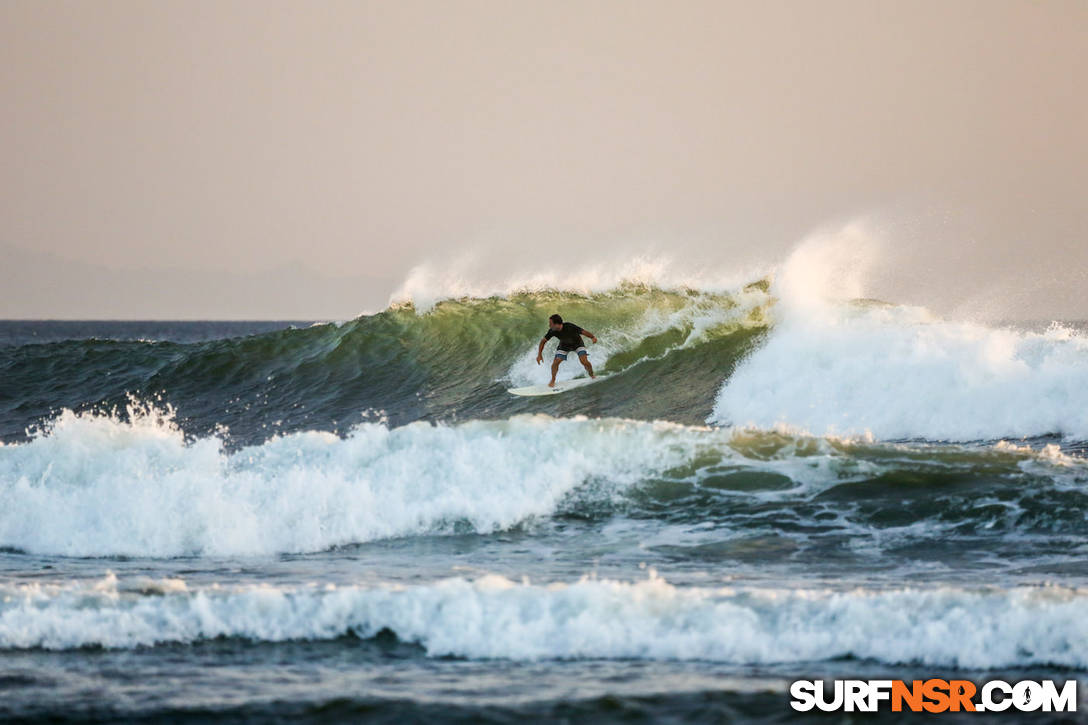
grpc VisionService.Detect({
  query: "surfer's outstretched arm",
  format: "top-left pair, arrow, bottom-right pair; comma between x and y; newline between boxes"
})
536,338 -> 547,364
581,329 -> 598,343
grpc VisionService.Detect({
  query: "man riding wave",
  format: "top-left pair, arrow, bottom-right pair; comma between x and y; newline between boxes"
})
536,313 -> 598,387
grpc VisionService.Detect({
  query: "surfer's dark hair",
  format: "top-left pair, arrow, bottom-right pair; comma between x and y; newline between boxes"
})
549,314 -> 563,324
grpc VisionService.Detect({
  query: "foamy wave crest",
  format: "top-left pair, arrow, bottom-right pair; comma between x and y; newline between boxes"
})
3,405 -> 857,557
711,304 -> 1088,440
390,255 -> 759,312
3,572 -> 1085,668
711,225 -> 1088,440
4,404 -> 1080,557
0,407 -> 715,557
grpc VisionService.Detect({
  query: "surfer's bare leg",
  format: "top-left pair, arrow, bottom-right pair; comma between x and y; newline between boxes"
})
578,353 -> 595,378
549,357 -> 562,387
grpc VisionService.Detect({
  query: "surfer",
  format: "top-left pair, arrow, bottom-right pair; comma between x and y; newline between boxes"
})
536,314 -> 598,387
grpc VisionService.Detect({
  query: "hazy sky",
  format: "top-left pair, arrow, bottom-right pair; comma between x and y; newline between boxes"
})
2,0 -> 1086,319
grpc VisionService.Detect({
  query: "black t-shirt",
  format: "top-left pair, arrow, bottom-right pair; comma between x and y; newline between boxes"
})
543,322 -> 585,351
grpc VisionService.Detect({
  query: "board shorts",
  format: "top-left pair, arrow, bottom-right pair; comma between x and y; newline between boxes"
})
554,346 -> 588,360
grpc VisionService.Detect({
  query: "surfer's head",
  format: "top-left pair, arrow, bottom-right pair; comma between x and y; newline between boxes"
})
549,314 -> 563,331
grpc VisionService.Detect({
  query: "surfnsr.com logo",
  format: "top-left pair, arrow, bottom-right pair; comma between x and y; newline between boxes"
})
790,679 -> 1077,713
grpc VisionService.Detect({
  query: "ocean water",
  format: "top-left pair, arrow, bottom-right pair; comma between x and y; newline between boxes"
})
3,272 -> 1088,722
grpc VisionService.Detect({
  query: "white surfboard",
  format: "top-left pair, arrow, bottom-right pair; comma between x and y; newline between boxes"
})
508,376 -> 605,396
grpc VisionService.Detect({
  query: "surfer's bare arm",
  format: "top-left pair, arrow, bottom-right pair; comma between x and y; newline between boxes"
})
536,338 -> 547,364
581,329 -> 598,343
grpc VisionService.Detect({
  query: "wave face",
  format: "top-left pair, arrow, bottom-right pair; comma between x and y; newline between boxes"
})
0,284 -> 770,445
2,405 -> 1087,558
6,277 -> 1088,446
3,572 -> 1085,669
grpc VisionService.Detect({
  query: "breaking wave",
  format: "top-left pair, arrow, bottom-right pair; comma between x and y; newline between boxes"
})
2,572 -> 1086,669
1,404 -> 1086,558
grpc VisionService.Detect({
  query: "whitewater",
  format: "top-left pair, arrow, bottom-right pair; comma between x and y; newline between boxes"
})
4,238 -> 1088,721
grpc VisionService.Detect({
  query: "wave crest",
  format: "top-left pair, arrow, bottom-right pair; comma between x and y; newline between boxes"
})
2,405 -> 1085,558
3,572 -> 1085,669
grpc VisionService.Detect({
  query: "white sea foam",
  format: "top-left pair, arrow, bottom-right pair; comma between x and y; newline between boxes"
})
2,572 -> 1085,669
711,227 -> 1088,440
712,303 -> 1088,441
1,403 -> 1079,558
0,409 -> 698,557
0,406 -> 847,558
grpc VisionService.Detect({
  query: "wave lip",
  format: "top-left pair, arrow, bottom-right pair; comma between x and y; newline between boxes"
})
388,257 -> 761,312
2,573 -> 1085,670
